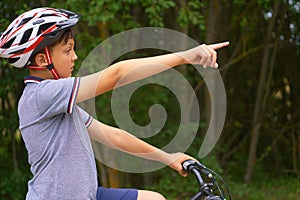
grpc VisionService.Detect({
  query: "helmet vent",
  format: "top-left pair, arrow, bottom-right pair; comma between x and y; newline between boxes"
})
37,22 -> 55,36
2,36 -> 16,48
20,28 -> 33,45
10,48 -> 26,55
8,57 -> 20,64
39,14 -> 55,18
17,17 -> 33,28
1,27 -> 13,39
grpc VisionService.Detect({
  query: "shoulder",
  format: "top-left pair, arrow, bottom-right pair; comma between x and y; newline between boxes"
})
35,77 -> 80,110
36,77 -> 79,94
42,77 -> 79,87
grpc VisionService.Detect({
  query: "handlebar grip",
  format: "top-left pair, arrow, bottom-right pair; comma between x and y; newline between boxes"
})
182,159 -> 206,172
182,159 -> 196,172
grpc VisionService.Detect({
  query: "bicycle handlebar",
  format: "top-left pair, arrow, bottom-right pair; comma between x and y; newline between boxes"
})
182,160 -> 231,200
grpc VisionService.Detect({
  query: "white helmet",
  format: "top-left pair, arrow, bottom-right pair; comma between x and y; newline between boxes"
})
0,7 -> 80,68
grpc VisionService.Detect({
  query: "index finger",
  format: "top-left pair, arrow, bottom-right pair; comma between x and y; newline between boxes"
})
208,41 -> 230,50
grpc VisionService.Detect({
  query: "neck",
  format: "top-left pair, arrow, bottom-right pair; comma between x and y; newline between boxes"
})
29,69 -> 55,79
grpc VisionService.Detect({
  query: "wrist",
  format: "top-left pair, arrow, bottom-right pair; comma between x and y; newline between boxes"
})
155,151 -> 183,167
174,51 -> 189,65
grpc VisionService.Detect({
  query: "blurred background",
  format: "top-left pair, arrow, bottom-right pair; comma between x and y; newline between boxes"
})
0,0 -> 299,199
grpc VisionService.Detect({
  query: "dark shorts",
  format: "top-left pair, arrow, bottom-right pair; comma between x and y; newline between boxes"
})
96,187 -> 138,200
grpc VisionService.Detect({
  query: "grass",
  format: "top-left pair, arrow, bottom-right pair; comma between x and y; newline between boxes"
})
229,175 -> 300,200
145,168 -> 300,200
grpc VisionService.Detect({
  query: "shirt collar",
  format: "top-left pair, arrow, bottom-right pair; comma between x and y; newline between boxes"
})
24,76 -> 45,84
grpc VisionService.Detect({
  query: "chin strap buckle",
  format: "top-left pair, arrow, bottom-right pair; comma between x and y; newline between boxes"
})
44,47 -> 60,79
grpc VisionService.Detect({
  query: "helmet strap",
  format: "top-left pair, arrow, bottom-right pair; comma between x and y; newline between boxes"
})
44,47 -> 60,79
27,65 -> 48,70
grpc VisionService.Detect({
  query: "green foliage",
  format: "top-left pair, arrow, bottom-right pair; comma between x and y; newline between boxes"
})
0,0 -> 299,199
145,165 -> 300,200
0,170 -> 29,200
141,0 -> 175,27
177,1 -> 205,30
229,175 -> 300,200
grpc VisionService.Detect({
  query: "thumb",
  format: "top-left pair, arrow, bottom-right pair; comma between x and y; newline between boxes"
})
179,170 -> 188,177
208,41 -> 230,50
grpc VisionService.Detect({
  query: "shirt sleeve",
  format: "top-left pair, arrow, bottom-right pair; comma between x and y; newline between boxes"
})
36,77 -> 80,116
77,106 -> 94,128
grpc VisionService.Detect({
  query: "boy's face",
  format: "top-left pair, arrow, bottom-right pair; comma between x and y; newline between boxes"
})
51,38 -> 78,78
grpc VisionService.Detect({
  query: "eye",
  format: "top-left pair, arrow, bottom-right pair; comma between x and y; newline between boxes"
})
65,48 -> 71,53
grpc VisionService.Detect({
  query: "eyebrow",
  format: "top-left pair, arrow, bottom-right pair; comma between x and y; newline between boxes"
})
65,42 -> 74,47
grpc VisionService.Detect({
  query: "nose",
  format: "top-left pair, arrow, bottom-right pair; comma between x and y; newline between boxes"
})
72,50 -> 78,61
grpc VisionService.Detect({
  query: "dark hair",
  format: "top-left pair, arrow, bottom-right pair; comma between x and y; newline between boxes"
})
50,28 -> 74,47
28,28 -> 74,66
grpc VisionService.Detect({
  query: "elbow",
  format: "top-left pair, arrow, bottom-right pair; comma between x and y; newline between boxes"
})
108,60 -> 131,87
108,61 -> 124,85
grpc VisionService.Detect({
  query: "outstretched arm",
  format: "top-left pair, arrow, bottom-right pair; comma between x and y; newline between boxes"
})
87,119 -> 196,176
77,42 -> 229,102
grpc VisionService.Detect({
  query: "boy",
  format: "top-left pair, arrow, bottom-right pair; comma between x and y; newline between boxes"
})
0,7 -> 229,200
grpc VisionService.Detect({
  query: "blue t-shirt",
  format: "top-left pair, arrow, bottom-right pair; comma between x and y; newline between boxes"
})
18,76 -> 97,200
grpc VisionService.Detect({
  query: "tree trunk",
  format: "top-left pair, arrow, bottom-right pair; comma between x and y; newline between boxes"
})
11,131 -> 18,171
177,0 -> 190,125
96,21 -> 123,188
244,2 -> 280,183
6,91 -> 19,171
202,0 -> 229,158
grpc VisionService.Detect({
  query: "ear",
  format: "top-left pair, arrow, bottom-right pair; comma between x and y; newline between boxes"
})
34,53 -> 48,67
